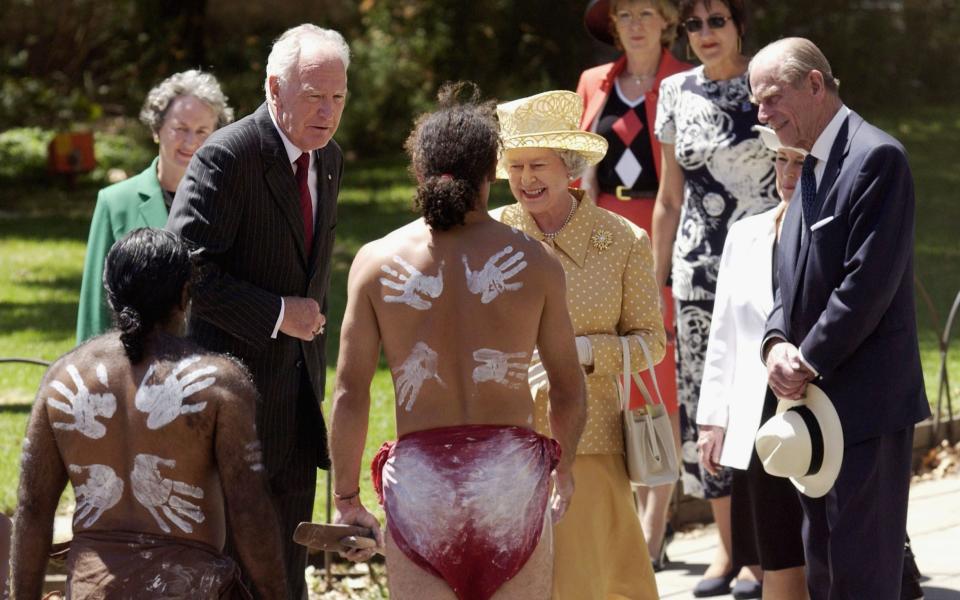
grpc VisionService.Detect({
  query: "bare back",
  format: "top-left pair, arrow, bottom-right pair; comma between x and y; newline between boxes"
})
39,333 -> 258,549
352,217 -> 561,435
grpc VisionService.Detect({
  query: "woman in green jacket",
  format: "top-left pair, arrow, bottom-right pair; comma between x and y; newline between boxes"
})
76,70 -> 233,342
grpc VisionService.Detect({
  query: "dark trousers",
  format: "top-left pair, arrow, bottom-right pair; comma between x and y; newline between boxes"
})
800,426 -> 913,600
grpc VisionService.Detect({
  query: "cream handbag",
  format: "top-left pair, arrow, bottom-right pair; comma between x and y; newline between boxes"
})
620,336 -> 680,487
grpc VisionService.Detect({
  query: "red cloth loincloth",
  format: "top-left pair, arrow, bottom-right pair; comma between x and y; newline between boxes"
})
62,530 -> 252,599
371,424 -> 560,600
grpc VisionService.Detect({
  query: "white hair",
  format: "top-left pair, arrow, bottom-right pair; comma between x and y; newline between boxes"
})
264,24 -> 350,101
555,149 -> 590,180
140,69 -> 233,134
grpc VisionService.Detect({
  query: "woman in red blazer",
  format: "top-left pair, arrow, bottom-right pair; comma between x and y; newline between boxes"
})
577,0 -> 690,573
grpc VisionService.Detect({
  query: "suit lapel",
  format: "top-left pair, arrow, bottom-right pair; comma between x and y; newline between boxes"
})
307,147 -> 325,276
580,56 -> 624,132
256,104 -> 309,266
787,113 -> 855,321
780,196 -> 802,329
136,157 -> 169,227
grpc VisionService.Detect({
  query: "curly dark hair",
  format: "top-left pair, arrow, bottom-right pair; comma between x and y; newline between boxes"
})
404,81 -> 500,231
103,228 -> 193,363
678,0 -> 747,36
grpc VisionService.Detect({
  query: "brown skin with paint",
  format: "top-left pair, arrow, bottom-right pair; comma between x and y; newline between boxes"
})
330,189 -> 586,599
11,330 -> 287,599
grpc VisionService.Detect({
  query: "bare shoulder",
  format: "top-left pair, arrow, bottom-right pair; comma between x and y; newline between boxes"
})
189,352 -> 258,409
40,332 -> 124,394
350,219 -> 431,280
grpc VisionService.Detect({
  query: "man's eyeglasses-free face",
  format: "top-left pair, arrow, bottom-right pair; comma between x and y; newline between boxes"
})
682,15 -> 732,33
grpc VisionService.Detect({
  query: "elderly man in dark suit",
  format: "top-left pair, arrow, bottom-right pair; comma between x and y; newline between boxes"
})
750,38 -> 930,599
167,24 -> 348,599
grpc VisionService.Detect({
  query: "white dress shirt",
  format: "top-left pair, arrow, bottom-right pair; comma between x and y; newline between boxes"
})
267,106 -> 319,338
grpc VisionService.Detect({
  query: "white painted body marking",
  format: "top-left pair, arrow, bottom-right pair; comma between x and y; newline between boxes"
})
135,355 -> 217,430
393,342 -> 444,412
510,226 -> 532,242
471,349 -> 528,389
131,453 -> 205,534
70,463 -> 124,527
244,440 -> 264,472
47,363 -> 117,439
462,245 -> 527,304
380,256 -> 444,310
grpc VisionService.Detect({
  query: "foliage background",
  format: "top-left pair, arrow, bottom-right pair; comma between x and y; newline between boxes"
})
2,0 -> 959,159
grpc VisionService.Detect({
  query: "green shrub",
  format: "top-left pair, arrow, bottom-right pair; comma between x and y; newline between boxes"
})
0,127 -> 153,186
0,127 -> 52,182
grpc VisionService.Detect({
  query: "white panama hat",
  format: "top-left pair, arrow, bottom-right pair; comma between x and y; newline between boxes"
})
755,383 -> 844,498
753,124 -> 808,156
496,90 -> 608,179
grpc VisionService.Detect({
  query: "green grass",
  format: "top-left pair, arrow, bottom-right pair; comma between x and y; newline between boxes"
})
1,106 -> 959,526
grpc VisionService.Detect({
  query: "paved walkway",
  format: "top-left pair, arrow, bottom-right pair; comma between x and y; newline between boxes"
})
654,476 -> 960,598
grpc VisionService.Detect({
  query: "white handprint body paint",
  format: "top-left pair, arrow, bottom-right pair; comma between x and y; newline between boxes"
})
380,256 -> 444,310
131,453 -> 205,534
471,348 -> 528,389
393,342 -> 444,412
47,363 -> 117,439
463,246 -> 527,304
70,463 -> 124,527
510,226 -> 532,242
135,355 -> 217,430
244,440 -> 264,472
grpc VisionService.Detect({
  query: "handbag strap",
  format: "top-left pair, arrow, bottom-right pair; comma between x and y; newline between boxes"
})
620,336 -> 663,462
631,335 -> 665,407
620,336 -> 631,412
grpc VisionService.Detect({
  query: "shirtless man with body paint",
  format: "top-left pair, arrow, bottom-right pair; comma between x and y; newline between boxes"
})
329,83 -> 587,600
11,228 -> 286,600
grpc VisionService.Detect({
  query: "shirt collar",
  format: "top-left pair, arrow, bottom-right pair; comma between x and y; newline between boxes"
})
809,104 -> 851,164
267,104 -> 309,165
516,189 -> 595,268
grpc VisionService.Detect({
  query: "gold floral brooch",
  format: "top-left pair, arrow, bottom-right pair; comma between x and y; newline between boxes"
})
590,227 -> 613,252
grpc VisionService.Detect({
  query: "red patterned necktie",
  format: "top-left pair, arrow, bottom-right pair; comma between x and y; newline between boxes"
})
294,152 -> 313,249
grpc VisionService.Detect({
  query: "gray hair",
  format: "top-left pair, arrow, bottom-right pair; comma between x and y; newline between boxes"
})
264,24 -> 350,100
555,149 -> 590,180
139,69 -> 234,134
752,37 -> 840,94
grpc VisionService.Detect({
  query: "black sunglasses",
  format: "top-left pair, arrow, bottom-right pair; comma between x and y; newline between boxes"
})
683,15 -> 732,33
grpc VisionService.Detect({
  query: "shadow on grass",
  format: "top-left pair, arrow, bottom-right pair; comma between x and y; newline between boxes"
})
0,404 -> 31,414
0,301 -> 77,341
0,215 -> 89,242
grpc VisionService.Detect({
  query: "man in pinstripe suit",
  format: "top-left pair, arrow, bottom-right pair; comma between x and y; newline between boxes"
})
167,24 -> 349,599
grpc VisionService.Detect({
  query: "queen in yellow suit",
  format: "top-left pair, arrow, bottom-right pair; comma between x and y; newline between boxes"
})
494,90 -> 665,599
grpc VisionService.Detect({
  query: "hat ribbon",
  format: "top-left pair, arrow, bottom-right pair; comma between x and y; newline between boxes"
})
789,405 -> 825,476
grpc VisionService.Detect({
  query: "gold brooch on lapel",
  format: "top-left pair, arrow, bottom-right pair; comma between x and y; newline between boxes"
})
590,227 -> 613,252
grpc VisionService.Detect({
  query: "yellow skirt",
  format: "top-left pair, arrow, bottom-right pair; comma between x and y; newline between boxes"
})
552,454 -> 659,600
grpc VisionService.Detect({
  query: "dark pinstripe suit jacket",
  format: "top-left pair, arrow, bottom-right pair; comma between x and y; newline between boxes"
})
167,103 -> 341,473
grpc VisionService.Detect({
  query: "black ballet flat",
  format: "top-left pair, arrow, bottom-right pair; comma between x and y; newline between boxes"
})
692,569 -> 736,597
732,579 -> 763,599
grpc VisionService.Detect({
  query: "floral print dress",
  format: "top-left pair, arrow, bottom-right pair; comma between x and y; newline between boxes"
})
656,66 -> 778,498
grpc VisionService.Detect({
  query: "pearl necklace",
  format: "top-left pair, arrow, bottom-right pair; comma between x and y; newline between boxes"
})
543,196 -> 578,241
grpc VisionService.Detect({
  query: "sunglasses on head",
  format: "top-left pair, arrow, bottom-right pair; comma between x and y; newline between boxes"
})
683,15 -> 732,33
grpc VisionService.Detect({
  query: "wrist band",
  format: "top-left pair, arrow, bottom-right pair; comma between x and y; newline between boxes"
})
334,489 -> 360,501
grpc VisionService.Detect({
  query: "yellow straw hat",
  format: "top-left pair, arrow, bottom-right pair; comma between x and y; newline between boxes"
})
496,90 -> 608,179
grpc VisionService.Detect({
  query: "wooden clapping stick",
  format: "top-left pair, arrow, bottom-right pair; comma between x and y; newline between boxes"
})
293,522 -> 382,555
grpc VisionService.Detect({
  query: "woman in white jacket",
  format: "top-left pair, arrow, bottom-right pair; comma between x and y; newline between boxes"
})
695,126 -> 808,600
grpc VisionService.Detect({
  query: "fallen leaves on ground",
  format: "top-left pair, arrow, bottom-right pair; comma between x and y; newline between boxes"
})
306,560 -> 389,600
914,439 -> 960,481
